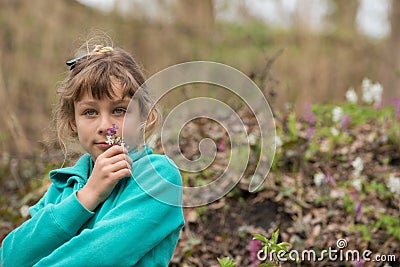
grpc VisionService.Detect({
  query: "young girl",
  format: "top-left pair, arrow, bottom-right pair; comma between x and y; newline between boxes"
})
0,45 -> 184,266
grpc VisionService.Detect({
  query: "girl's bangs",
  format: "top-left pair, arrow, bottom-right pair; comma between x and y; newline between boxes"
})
73,60 -> 137,101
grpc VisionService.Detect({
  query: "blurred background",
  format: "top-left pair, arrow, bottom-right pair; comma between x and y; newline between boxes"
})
0,0 -> 398,154
0,1 -> 399,266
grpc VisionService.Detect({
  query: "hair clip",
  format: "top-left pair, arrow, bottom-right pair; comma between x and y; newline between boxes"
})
65,55 -> 89,70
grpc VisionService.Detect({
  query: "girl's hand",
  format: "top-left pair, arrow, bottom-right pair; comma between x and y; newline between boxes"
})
77,145 -> 133,211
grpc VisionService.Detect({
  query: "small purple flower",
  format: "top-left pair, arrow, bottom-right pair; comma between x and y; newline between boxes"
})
304,103 -> 316,124
306,127 -> 316,139
353,257 -> 365,267
107,124 -> 118,136
105,124 -> 129,149
355,201 -> 362,222
325,173 -> 336,186
350,189 -> 358,200
218,139 -> 226,152
392,97 -> 400,119
249,239 -> 261,267
341,115 -> 351,129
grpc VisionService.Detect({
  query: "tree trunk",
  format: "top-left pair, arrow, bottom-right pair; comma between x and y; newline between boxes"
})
385,0 -> 400,103
175,0 -> 214,38
329,0 -> 359,35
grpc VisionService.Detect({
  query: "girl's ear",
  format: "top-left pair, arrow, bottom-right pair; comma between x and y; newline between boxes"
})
70,120 -> 77,132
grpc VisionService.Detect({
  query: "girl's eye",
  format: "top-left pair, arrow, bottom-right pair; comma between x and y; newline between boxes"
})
83,110 -> 97,116
114,108 -> 126,115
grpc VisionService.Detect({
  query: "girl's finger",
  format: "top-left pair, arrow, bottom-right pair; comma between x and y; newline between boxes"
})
101,145 -> 127,159
126,156 -> 133,166
113,168 -> 132,181
110,160 -> 132,173
108,153 -> 130,165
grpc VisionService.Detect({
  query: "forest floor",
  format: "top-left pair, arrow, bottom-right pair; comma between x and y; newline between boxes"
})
169,101 -> 400,266
1,100 -> 400,267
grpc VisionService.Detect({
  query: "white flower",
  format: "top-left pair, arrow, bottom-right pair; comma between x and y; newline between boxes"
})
361,78 -> 383,105
314,172 -> 325,187
345,87 -> 358,103
362,78 -> 372,91
352,179 -> 362,192
387,175 -> 400,195
371,82 -> 383,104
275,135 -> 282,148
20,205 -> 30,218
351,157 -> 364,177
332,107 -> 343,123
330,127 -> 339,136
362,78 -> 373,104
106,135 -> 114,145
248,133 -> 258,145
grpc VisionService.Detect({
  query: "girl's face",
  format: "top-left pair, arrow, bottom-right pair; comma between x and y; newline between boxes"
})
72,85 -> 132,161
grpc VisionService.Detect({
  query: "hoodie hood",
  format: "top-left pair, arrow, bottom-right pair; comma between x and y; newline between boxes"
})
50,145 -> 153,189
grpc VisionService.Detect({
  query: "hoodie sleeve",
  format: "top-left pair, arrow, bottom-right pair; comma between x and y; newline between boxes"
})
32,155 -> 184,267
0,185 -> 95,267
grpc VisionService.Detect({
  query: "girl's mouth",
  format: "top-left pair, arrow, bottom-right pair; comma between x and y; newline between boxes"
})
95,142 -> 112,149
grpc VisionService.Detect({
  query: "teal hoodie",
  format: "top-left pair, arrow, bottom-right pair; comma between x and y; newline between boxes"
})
0,145 -> 185,267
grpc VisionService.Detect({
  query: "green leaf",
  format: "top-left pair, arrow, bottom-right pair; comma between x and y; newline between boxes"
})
253,233 -> 269,244
278,242 -> 291,249
217,257 -> 236,267
269,243 -> 279,250
271,229 -> 279,243
258,263 -> 277,267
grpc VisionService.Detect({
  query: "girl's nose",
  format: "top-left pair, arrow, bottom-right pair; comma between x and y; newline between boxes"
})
98,115 -> 113,134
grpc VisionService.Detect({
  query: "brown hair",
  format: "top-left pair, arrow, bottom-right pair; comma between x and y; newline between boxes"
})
53,45 -> 161,151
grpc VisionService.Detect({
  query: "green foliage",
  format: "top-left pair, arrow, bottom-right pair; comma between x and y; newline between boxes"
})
273,91 -> 400,247
218,229 -> 292,267
352,214 -> 400,241
253,230 -> 291,265
196,206 -> 208,222
275,98 -> 400,169
341,194 -> 356,213
375,214 -> 400,239
217,257 -> 236,267
182,238 -> 202,257
364,181 -> 392,199
287,113 -> 299,141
